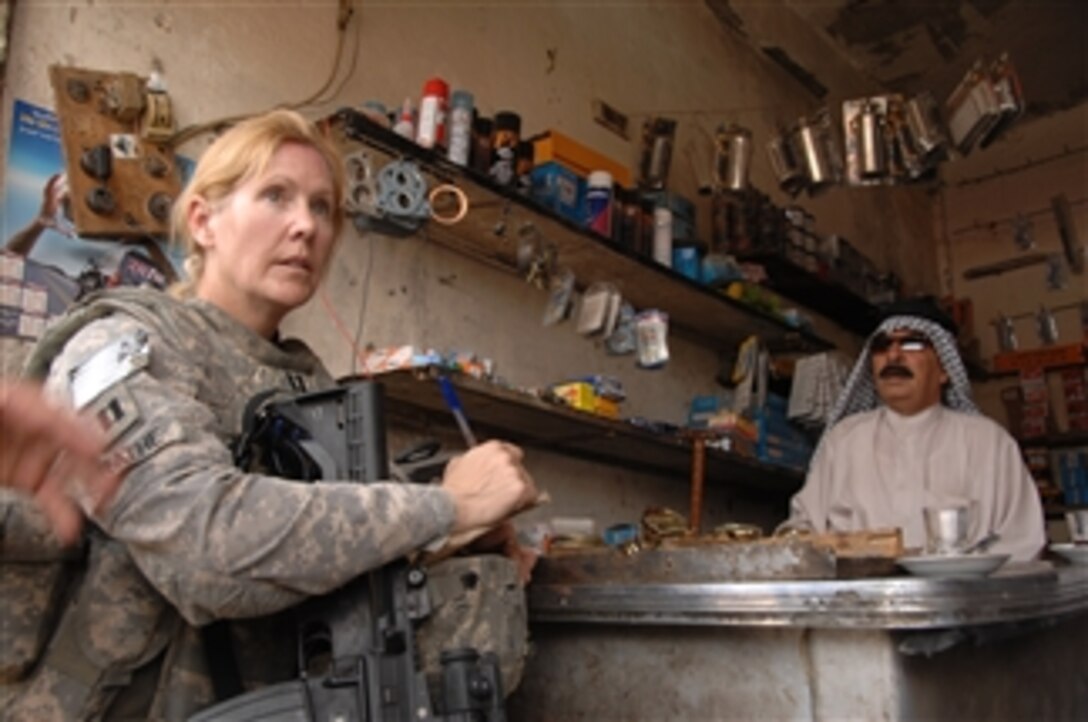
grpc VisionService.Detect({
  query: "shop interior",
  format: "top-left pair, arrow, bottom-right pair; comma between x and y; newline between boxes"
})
1,2 -> 1086,720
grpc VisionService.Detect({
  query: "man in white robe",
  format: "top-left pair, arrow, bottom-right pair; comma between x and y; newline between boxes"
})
786,303 -> 1045,562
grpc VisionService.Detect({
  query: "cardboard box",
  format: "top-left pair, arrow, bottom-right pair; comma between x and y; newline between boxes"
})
551,381 -> 620,419
531,130 -> 633,188
531,162 -> 586,225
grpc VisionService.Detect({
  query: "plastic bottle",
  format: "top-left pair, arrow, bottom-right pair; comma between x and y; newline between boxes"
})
447,90 -> 474,165
652,206 -> 673,267
416,77 -> 449,149
392,97 -> 415,140
586,170 -> 614,239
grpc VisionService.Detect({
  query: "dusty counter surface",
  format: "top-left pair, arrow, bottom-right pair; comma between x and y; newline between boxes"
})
509,558 -> 1088,721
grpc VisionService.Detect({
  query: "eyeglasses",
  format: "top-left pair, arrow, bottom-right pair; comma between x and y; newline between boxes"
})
870,333 -> 933,354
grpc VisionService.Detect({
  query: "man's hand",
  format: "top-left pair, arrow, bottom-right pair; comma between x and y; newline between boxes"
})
0,380 -> 120,544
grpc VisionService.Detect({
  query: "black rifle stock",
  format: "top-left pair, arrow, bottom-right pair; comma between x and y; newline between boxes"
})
191,381 -> 505,722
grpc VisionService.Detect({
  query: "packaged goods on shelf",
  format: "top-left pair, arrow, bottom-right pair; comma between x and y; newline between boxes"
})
577,374 -> 627,401
756,393 -> 815,471
361,346 -> 443,375
531,129 -> 633,188
549,381 -> 620,419
530,162 -> 586,225
642,190 -> 697,245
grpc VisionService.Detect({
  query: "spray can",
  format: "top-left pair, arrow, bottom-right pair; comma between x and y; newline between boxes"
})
416,77 -> 449,149
447,90 -> 474,166
490,111 -> 521,187
586,170 -> 614,239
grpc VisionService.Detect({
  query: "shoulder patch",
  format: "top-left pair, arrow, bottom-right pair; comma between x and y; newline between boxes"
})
68,330 -> 151,409
103,420 -> 186,474
84,382 -> 142,445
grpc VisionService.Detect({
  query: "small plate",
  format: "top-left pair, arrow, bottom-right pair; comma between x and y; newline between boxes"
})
897,552 -> 1010,578
1049,543 -> 1088,566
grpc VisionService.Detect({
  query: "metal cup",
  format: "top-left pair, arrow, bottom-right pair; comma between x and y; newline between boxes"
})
1066,509 -> 1088,545
924,505 -> 971,556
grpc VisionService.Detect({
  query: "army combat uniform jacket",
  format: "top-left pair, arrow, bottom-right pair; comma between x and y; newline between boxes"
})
2,288 -> 526,720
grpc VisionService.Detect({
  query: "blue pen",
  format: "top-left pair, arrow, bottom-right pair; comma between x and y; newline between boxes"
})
438,376 -> 478,448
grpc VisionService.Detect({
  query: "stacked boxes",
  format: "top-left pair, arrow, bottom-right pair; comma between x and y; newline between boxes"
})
756,393 -> 814,472
531,130 -> 633,188
529,129 -> 633,231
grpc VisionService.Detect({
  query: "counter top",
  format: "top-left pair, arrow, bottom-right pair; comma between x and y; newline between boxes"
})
528,562 -> 1088,630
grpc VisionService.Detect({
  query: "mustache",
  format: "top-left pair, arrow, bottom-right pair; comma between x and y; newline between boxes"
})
879,364 -> 914,379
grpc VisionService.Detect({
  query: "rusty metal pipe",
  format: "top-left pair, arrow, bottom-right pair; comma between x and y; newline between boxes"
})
689,436 -> 707,535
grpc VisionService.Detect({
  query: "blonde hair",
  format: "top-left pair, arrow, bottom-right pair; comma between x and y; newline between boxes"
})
169,109 -> 345,299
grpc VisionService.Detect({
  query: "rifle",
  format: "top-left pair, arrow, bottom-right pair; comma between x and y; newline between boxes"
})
191,381 -> 505,722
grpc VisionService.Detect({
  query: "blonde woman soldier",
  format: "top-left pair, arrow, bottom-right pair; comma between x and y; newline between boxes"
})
5,109 -> 538,720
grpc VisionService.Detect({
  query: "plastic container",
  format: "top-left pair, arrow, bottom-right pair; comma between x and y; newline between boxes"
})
447,90 -> 474,166
585,170 -> 614,238
416,77 -> 449,149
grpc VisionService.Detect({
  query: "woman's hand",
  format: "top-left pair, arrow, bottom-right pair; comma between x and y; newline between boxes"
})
0,380 -> 120,544
441,440 -> 539,535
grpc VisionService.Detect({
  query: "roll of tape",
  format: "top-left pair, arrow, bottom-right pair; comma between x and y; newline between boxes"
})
428,183 -> 469,225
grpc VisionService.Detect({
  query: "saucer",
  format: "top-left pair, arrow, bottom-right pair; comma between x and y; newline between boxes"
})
897,552 -> 1010,578
1048,543 -> 1088,566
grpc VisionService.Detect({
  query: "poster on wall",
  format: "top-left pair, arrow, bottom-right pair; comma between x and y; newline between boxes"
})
1,98 -> 184,340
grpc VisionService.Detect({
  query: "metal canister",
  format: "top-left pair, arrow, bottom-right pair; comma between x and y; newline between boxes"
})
715,125 -> 752,193
639,117 -> 676,190
858,102 -> 886,179
796,120 -> 832,188
766,134 -> 804,196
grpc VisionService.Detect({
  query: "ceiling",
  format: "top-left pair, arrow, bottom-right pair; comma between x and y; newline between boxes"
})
712,0 -> 1088,120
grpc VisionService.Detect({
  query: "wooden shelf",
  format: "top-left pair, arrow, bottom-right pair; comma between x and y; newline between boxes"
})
329,109 -> 833,353
367,367 -> 804,498
1019,431 -> 1088,449
735,251 -> 881,337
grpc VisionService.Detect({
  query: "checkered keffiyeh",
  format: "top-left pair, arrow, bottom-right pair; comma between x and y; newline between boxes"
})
826,315 -> 979,428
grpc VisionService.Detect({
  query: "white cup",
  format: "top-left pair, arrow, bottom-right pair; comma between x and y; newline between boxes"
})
924,505 -> 972,556
1067,509 -> 1088,545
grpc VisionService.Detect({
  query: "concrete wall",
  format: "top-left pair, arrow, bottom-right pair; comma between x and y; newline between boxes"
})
2,1 -> 940,532
935,106 -> 1088,424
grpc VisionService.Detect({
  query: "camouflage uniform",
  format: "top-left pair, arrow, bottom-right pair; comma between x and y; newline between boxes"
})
2,287 -> 527,720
